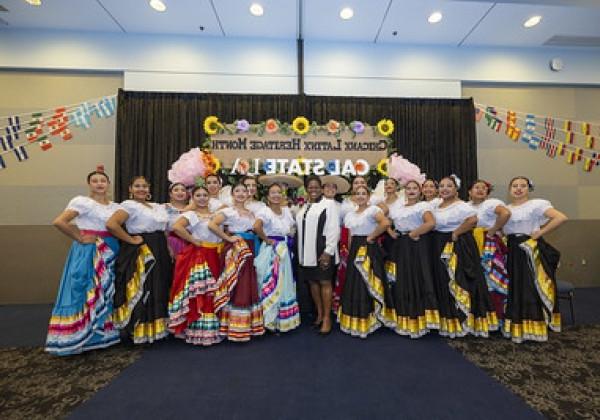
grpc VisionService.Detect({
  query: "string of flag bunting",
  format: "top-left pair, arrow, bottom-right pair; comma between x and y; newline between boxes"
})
474,103 -> 599,173
0,95 -> 117,171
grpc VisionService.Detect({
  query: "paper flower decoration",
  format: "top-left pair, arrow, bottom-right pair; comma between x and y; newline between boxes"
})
203,116 -> 222,135
238,159 -> 251,175
265,118 -> 279,134
202,152 -> 221,175
292,117 -> 310,135
168,147 -> 208,186
388,153 -> 426,186
327,119 -> 340,134
377,119 -> 394,137
376,158 -> 388,177
236,119 -> 250,133
350,121 -> 365,134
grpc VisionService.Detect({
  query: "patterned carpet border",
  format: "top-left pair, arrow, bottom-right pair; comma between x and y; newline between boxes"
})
0,346 -> 142,420
447,324 -> 600,420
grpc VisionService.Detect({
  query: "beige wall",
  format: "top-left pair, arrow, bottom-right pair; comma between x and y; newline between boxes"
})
0,70 -> 122,225
464,84 -> 600,286
0,70 -> 122,303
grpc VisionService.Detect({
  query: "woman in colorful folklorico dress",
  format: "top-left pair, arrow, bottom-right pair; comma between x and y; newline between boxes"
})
386,179 -> 440,338
46,167 -> 121,356
164,182 -> 190,259
333,175 -> 378,312
468,179 -> 511,321
106,176 -> 173,344
431,175 -> 498,338
208,183 -> 265,342
168,185 -> 223,346
254,180 -> 301,333
296,175 -> 341,335
338,185 -> 392,338
502,176 -> 567,343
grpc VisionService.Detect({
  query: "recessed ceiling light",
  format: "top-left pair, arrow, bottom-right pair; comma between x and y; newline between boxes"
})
340,7 -> 354,20
149,0 -> 166,12
523,15 -> 542,28
428,11 -> 442,24
24,0 -> 42,5
250,3 -> 264,16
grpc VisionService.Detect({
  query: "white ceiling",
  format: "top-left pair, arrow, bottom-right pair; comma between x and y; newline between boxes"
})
1,0 -> 600,48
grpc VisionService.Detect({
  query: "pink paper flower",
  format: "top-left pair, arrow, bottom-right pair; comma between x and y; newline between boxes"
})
168,147 -> 208,187
388,153 -> 426,186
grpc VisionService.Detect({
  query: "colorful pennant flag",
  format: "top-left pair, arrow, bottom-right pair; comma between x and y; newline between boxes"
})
528,135 -> 541,150
475,107 -> 483,122
585,136 -> 595,149
25,113 -> 45,143
13,146 -> 28,162
546,143 -> 557,158
39,139 -> 53,151
69,105 -> 92,129
7,116 -> 20,134
97,97 -> 116,118
563,120 -> 572,132
0,133 -> 14,152
557,142 -> 565,156
565,131 -> 574,144
583,157 -> 594,172
525,114 -> 536,134
507,125 -> 521,141
581,122 -> 591,135
48,107 -> 73,141
0,155 -> 5,170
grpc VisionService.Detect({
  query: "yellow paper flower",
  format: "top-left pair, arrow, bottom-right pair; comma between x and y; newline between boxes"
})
377,119 -> 394,137
292,116 -> 310,135
203,116 -> 222,135
376,158 -> 388,177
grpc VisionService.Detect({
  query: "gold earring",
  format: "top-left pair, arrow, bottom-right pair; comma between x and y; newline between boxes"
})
146,193 -> 152,201
129,192 -> 133,199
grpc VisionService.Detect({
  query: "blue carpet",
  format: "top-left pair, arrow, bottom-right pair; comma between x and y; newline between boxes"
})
70,325 -> 541,420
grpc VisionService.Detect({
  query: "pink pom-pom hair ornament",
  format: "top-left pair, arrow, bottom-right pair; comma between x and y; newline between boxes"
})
387,153 -> 426,186
167,147 -> 208,187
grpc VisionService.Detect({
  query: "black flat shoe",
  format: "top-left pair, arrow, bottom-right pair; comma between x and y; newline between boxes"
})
311,321 -> 323,329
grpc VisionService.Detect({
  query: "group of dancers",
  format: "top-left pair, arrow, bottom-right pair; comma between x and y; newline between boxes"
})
45,163 -> 567,356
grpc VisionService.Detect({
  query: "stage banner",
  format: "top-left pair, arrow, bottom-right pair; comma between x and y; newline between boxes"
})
204,117 -> 393,177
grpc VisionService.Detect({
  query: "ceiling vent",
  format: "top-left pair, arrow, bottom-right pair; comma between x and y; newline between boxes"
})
544,35 -> 600,47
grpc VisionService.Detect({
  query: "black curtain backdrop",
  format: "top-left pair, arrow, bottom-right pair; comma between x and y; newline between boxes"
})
115,89 -> 477,202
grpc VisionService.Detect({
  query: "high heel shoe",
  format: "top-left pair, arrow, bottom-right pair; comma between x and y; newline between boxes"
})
319,320 -> 332,336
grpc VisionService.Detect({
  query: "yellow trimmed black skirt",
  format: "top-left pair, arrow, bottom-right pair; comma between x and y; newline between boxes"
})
113,231 -> 173,344
504,235 -> 561,343
338,235 -> 393,338
385,232 -> 440,338
432,231 -> 498,338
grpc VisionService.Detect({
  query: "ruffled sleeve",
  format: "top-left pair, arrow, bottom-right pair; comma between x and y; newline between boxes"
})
458,201 -> 477,219
219,207 -> 235,222
532,199 -> 553,223
182,211 -> 199,227
368,205 -> 383,222
119,200 -> 138,217
65,196 -> 90,216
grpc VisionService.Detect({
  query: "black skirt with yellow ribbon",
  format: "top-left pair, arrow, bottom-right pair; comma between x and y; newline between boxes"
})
440,232 -> 499,337
338,236 -> 394,338
113,231 -> 173,344
384,232 -> 440,338
503,235 -> 561,343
